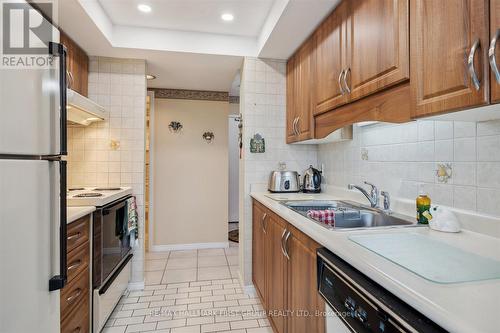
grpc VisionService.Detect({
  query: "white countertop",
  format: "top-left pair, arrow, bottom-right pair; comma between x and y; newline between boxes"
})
67,187 -> 133,207
67,206 -> 95,224
251,192 -> 500,333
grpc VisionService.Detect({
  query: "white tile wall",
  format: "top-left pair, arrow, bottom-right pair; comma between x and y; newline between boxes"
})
67,56 -> 147,284
318,119 -> 500,217
239,57 -> 318,286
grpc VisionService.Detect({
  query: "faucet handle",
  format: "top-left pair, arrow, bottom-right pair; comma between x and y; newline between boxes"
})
363,181 -> 376,189
381,191 -> 391,212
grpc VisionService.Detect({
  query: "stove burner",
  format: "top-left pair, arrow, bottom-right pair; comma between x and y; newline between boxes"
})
74,193 -> 103,198
93,187 -> 122,191
68,187 -> 85,191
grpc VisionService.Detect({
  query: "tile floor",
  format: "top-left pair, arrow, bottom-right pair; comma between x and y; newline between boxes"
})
103,243 -> 272,333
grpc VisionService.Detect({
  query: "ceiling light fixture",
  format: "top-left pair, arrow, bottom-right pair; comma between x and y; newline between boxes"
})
146,74 -> 156,80
221,13 -> 234,21
137,4 -> 152,13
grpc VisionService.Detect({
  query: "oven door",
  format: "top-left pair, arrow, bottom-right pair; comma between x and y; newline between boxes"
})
93,197 -> 132,288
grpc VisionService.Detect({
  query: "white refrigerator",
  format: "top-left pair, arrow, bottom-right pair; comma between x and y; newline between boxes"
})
0,2 -> 67,332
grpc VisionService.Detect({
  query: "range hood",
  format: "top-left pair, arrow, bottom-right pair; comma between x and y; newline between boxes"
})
67,89 -> 107,126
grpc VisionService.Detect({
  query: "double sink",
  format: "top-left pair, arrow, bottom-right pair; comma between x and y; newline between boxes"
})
282,200 -> 418,230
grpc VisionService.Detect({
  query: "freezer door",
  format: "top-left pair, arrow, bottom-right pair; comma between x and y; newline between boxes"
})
0,160 -> 60,332
0,2 -> 60,155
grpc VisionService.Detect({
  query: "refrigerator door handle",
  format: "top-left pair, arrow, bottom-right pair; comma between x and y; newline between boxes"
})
49,42 -> 68,156
48,158 -> 67,291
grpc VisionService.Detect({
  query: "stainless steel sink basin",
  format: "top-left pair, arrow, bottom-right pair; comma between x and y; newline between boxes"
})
281,200 -> 417,230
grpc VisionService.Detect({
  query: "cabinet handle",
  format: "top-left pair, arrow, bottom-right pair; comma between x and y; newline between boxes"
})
72,327 -> 81,333
283,231 -> 291,260
68,260 -> 82,271
280,229 -> 287,257
489,29 -> 500,83
261,213 -> 267,234
66,71 -> 74,89
338,69 -> 346,95
295,117 -> 301,135
468,38 -> 481,91
343,67 -> 351,94
67,232 -> 82,241
292,117 -> 299,136
66,288 -> 82,304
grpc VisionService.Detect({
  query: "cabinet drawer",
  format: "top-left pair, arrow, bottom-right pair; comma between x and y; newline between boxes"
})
61,296 -> 89,333
67,243 -> 90,285
61,267 -> 89,320
67,217 -> 89,253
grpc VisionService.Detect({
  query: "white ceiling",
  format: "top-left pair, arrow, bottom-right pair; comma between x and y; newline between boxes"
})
58,0 -> 339,91
98,0 -> 276,37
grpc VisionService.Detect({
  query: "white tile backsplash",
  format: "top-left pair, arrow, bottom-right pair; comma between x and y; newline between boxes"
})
319,120 -> 500,217
67,56 -> 147,285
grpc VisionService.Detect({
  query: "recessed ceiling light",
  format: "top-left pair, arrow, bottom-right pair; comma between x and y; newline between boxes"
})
221,13 -> 234,21
137,4 -> 152,13
146,74 -> 156,80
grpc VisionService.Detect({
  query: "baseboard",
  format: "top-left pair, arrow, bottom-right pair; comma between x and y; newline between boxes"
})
238,270 -> 257,297
150,242 -> 229,252
128,280 -> 145,291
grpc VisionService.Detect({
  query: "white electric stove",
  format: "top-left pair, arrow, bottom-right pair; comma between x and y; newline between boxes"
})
67,187 -> 133,207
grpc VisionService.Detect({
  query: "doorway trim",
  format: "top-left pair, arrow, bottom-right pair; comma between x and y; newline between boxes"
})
147,90 -> 155,252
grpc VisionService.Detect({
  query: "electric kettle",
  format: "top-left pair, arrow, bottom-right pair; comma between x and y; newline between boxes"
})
303,165 -> 322,193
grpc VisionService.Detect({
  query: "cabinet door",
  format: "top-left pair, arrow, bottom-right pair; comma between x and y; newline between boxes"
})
411,0 -> 489,117
252,202 -> 267,306
286,55 -> 299,143
287,230 -> 325,333
60,32 -> 89,97
490,0 -> 500,103
295,38 -> 314,141
266,216 -> 288,333
345,0 -> 409,103
315,1 -> 349,115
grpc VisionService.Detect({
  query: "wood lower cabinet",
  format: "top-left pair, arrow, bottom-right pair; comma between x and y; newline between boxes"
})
252,200 -> 325,333
410,0 -> 489,117
490,0 -> 500,103
61,215 -> 91,333
345,0 -> 409,102
252,202 -> 267,305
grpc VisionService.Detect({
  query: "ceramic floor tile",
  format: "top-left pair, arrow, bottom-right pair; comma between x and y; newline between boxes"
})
198,266 -> 231,281
201,322 -> 230,332
229,266 -> 239,279
169,250 -> 198,258
224,247 -> 238,256
230,319 -> 260,330
101,327 -> 126,333
171,325 -> 201,333
198,248 -> 226,257
167,257 -> 197,269
197,255 -> 228,267
226,256 -> 238,266
247,327 -> 274,333
145,259 -> 167,272
163,268 -> 198,284
146,251 -> 170,260
124,322 -> 157,333
145,271 -> 164,285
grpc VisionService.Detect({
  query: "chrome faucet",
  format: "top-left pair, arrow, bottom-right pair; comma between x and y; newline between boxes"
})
348,181 -> 379,208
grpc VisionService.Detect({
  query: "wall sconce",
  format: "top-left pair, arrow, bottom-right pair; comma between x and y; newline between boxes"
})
202,131 -> 215,144
169,121 -> 183,133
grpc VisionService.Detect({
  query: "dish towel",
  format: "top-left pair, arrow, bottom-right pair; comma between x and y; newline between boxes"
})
127,196 -> 139,247
307,209 -> 335,227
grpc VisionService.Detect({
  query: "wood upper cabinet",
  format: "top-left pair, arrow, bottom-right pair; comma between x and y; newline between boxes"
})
345,0 -> 409,102
287,228 -> 325,333
410,0 -> 489,117
490,0 -> 500,103
315,0 -> 349,115
252,202 -> 267,306
266,216 -> 288,333
60,31 -> 89,97
286,38 -> 315,144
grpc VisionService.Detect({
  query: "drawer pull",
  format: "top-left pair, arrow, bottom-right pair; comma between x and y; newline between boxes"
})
66,288 -> 82,304
68,260 -> 82,271
67,232 -> 82,241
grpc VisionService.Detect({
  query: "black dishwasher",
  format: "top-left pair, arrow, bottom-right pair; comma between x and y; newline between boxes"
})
317,248 -> 447,333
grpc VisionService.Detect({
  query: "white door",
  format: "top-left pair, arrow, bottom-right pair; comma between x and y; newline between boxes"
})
228,115 -> 239,222
0,160 -> 60,333
0,1 -> 60,155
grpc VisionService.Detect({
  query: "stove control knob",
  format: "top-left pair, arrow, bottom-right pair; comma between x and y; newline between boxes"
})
344,297 -> 356,311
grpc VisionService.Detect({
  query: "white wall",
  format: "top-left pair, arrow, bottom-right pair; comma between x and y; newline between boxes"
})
152,98 -> 229,248
67,56 -> 147,285
239,57 -> 318,286
318,119 -> 500,217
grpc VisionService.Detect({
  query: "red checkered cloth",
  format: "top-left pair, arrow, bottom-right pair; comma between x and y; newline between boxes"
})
307,210 -> 335,227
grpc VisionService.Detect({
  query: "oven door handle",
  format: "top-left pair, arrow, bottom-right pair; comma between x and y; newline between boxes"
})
103,201 -> 127,215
